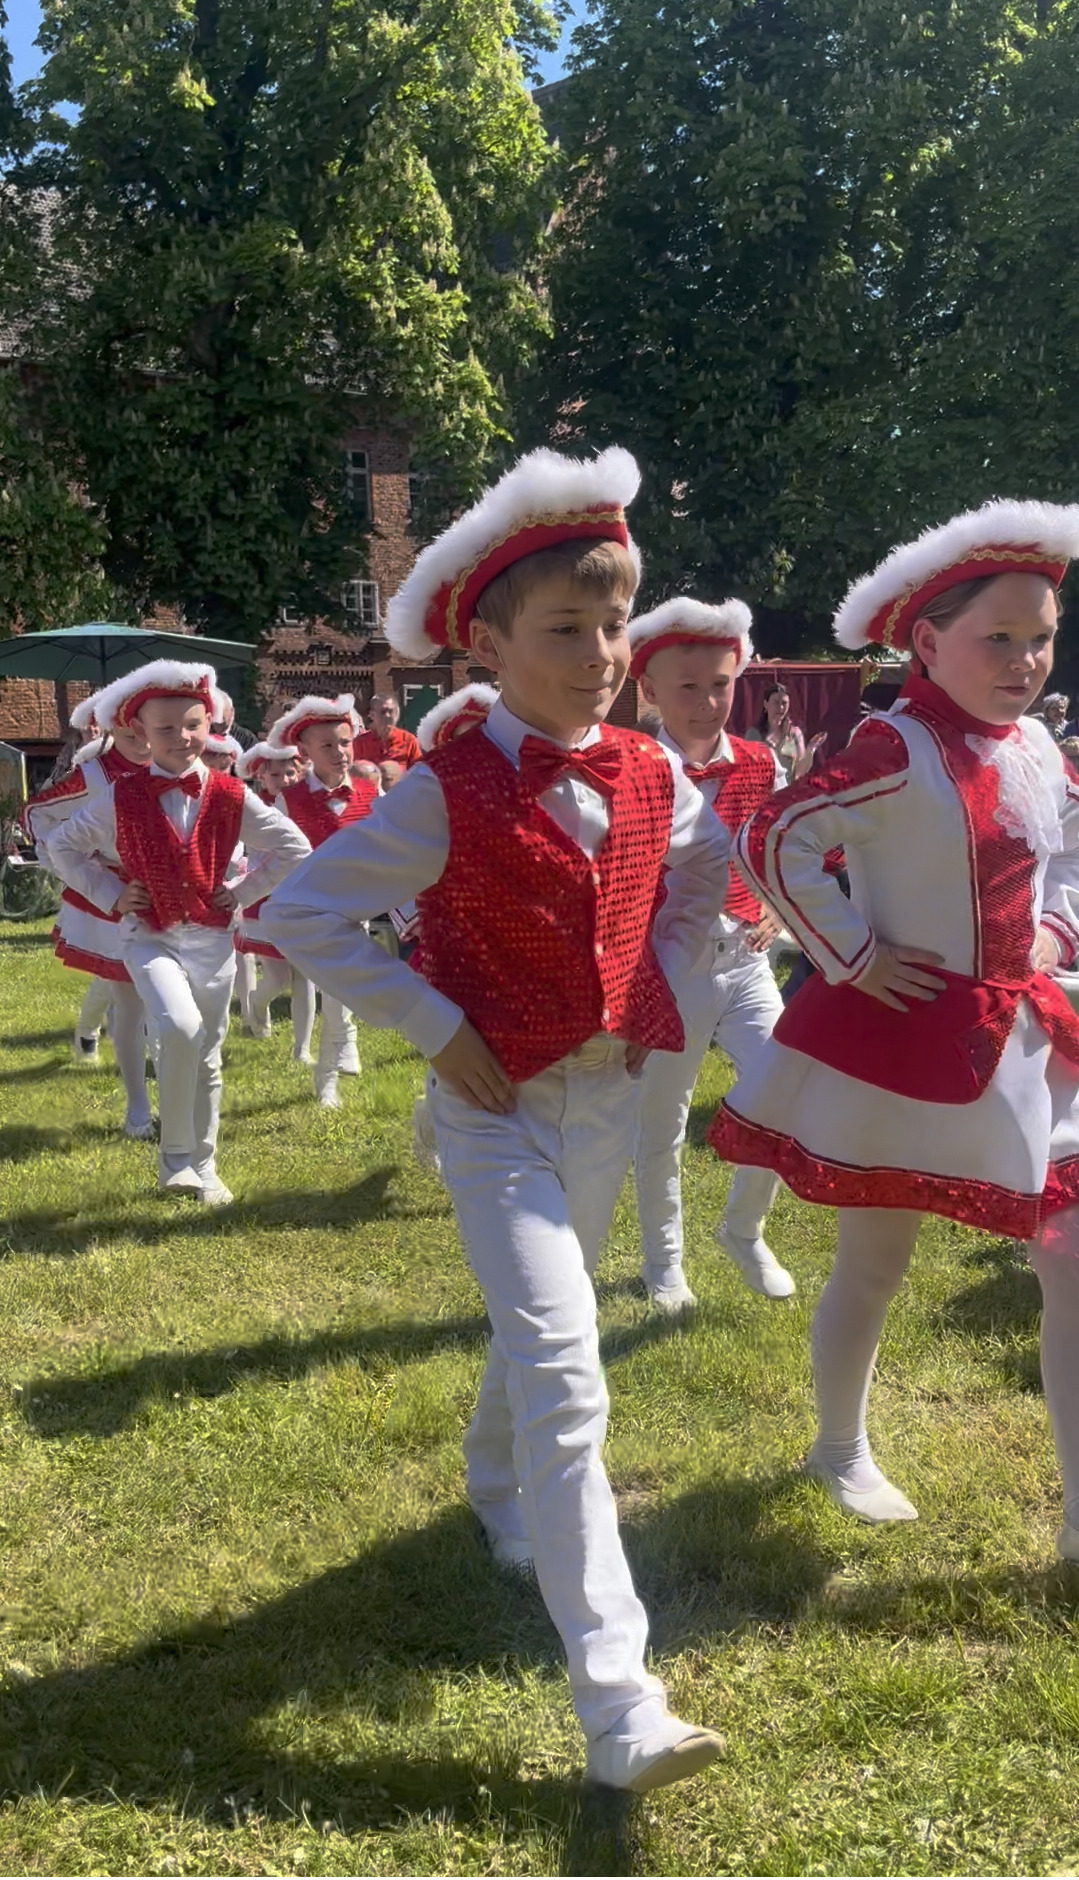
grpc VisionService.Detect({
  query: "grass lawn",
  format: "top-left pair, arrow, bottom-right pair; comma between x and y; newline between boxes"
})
1,919 -> 1079,1877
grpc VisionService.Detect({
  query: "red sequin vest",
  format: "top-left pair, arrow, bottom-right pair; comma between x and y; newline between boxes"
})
711,736 -> 778,923
415,724 -> 685,1083
113,768 -> 245,931
282,777 -> 376,849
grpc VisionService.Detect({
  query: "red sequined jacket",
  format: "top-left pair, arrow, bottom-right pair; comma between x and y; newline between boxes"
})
282,777 -> 377,849
114,768 -> 246,931
709,735 -> 778,923
413,723 -> 685,1084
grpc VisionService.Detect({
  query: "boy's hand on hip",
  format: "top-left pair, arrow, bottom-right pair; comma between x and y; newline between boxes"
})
211,884 -> 238,912
116,880 -> 151,915
856,942 -> 946,1011
1032,925 -> 1063,973
624,1042 -> 652,1078
431,1020 -> 516,1114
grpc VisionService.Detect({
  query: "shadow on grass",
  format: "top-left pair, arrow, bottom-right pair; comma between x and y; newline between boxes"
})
0,1165 -> 451,1261
0,1027 -> 74,1050
0,1484 -> 819,1871
20,1304 -> 687,1439
931,1236 -> 1041,1376
0,928 -> 52,949
0,1122 -> 117,1164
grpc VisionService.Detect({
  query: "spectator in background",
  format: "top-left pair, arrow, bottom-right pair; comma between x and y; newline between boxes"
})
1061,737 -> 1079,768
378,759 -> 405,792
211,687 -> 258,751
1038,692 -> 1071,742
352,691 -> 422,769
745,683 -> 827,781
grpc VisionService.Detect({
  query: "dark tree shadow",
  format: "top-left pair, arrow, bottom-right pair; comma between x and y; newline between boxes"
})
931,1235 -> 1041,1368
0,929 -> 53,949
0,1027 -> 75,1050
0,1122 -> 117,1163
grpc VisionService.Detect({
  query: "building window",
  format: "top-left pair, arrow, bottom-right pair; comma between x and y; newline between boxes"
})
341,579 -> 380,631
311,644 -> 332,668
278,601 -> 304,625
343,449 -> 371,522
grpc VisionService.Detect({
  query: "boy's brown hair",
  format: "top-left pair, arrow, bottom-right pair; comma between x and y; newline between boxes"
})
474,538 -> 639,635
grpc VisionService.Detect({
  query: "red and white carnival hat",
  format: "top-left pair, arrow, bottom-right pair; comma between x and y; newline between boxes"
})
385,446 -> 642,662
69,691 -> 101,733
416,684 -> 500,753
267,694 -> 361,748
204,731 -> 242,762
235,739 -> 301,782
92,659 -> 217,733
628,597 -> 754,680
833,499 -> 1079,653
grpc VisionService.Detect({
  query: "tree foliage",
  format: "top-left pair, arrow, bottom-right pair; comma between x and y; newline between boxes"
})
10,0 -> 557,637
524,0 -> 1079,651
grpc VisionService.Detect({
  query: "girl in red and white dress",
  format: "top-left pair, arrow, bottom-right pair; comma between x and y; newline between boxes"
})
234,740 -> 316,1061
24,694 -> 155,1139
266,696 -> 378,1108
708,500 -> 1079,1554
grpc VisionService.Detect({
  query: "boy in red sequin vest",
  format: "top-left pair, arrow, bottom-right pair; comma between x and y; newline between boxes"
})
263,447 -> 729,1795
266,694 -> 376,1107
628,599 -> 793,1310
48,660 -> 310,1206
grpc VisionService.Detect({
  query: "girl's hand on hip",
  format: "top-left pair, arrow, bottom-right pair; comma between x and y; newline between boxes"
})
856,943 -> 946,1011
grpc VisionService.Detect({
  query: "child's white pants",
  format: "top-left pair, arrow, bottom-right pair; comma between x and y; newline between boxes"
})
316,993 -> 356,1075
429,1036 -> 664,1744
635,943 -> 781,1289
251,957 -> 316,1058
124,926 -> 235,1183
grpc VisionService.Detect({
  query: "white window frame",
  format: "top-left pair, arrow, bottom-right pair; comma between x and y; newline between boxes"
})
278,601 -> 304,625
344,448 -> 371,521
341,578 -> 380,630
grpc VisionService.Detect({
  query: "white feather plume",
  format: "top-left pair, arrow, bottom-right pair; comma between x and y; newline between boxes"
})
267,694 -> 360,747
416,684 -> 500,753
92,659 -> 217,731
72,736 -> 107,765
385,446 -> 642,661
834,500 -> 1079,650
69,692 -> 101,732
628,597 -> 754,674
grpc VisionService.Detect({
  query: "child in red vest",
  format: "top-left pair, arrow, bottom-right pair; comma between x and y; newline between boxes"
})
266,695 -> 377,1107
263,448 -> 729,1793
627,599 -> 792,1309
709,500 -> 1079,1545
48,661 -> 310,1204
234,740 -> 316,1060
24,692 -> 154,1137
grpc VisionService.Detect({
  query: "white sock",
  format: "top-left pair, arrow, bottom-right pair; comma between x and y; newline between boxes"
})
1029,1208 -> 1079,1531
811,1208 -> 920,1494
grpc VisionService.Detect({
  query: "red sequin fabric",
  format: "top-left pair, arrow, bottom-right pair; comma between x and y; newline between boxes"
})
709,735 -> 778,922
282,777 -> 376,849
415,723 -> 684,1083
114,769 -> 245,931
27,746 -> 138,978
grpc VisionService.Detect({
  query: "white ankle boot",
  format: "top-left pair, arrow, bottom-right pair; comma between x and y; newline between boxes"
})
716,1224 -> 796,1298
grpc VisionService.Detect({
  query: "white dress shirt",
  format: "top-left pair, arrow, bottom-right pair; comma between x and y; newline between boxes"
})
47,759 -> 312,935
261,698 -> 730,1062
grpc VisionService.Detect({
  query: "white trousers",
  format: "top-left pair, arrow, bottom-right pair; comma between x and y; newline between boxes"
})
124,926 -> 235,1183
233,951 -> 256,1024
316,994 -> 356,1076
250,957 -> 316,1059
75,976 -> 152,1129
429,1037 -> 664,1743
76,975 -> 112,1038
636,944 -> 782,1288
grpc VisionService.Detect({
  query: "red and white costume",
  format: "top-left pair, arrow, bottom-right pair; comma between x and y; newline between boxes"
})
267,697 -> 376,1100
233,741 -> 316,1059
707,498 -> 1079,1546
261,447 -> 730,1777
47,661 -> 310,1197
624,599 -> 789,1303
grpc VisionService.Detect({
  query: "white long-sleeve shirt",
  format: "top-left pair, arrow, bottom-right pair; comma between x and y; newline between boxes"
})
47,759 -> 311,937
262,699 -> 730,1061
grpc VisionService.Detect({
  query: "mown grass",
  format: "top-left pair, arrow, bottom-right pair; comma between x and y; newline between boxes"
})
1,918 -> 1078,1876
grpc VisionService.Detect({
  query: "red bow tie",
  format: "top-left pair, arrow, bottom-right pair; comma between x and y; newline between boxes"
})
518,735 -> 623,800
684,758 -> 732,785
327,785 -> 354,803
148,771 -> 201,799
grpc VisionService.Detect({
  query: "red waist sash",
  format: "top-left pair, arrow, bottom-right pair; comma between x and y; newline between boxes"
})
775,965 -> 1079,1105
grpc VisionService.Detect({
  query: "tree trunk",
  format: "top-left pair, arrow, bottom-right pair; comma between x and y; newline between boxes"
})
54,680 -> 71,736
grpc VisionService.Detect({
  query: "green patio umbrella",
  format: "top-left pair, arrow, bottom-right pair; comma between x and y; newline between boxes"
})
0,622 -> 257,687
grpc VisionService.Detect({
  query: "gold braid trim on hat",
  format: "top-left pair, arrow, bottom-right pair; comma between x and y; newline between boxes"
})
880,544 -> 1058,648
443,507 -> 627,650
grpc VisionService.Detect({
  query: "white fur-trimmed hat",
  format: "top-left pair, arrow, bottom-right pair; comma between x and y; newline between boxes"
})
416,684 -> 501,753
204,731 -> 242,762
92,659 -> 218,732
69,691 -> 101,733
235,739 -> 301,782
834,500 -> 1079,652
628,597 -> 754,680
385,446 -> 642,663
267,694 -> 361,747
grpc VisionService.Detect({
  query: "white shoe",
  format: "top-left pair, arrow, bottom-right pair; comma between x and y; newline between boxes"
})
586,1714 -> 725,1793
247,1011 -> 272,1041
805,1447 -> 918,1523
1055,1523 -> 1079,1562
199,1179 -> 234,1208
315,1072 -> 342,1109
646,1275 -> 697,1315
72,1032 -> 99,1065
412,1097 -> 442,1175
294,1048 -> 315,1066
123,1115 -> 158,1142
338,1041 -> 361,1076
716,1225 -> 796,1298
471,1497 -> 535,1573
158,1165 -> 203,1196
